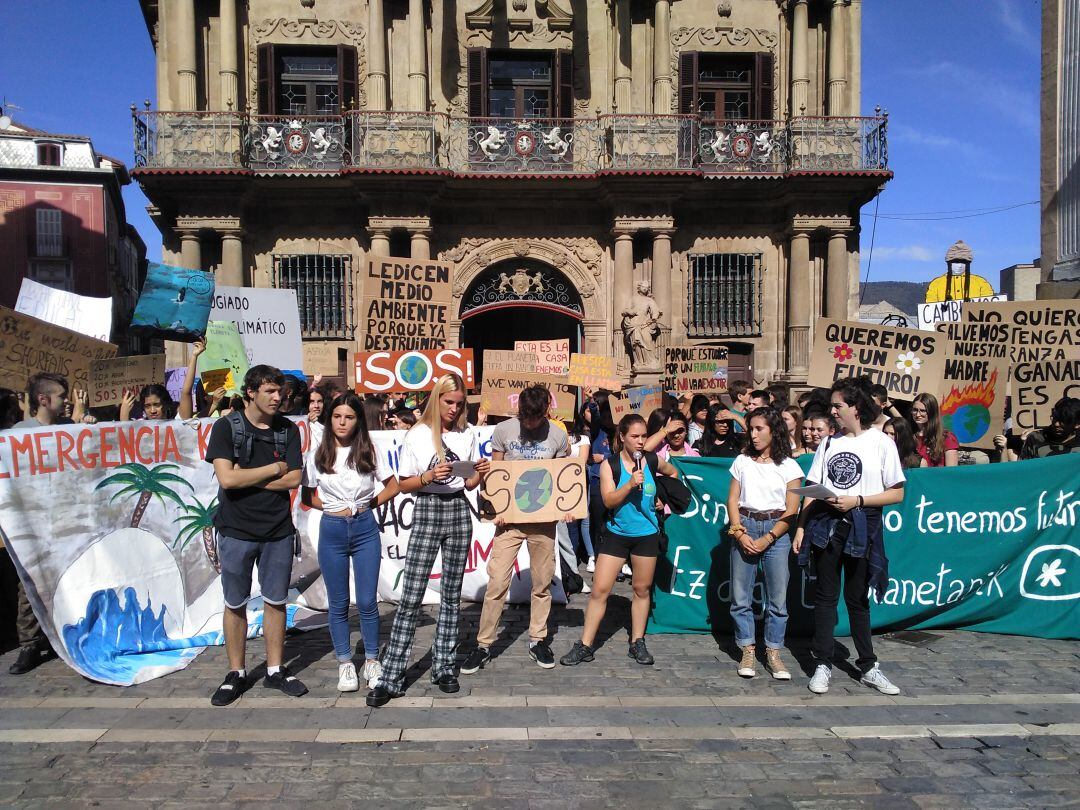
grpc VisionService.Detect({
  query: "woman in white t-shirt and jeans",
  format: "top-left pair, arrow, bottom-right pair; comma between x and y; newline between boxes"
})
794,377 -> 906,696
367,373 -> 490,707
726,407 -> 802,681
302,393 -> 399,693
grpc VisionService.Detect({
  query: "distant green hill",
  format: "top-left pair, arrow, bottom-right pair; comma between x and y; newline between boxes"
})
859,281 -> 927,314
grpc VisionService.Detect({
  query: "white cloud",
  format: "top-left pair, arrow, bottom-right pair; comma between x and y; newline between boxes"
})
895,60 -> 1038,135
891,124 -> 981,158
996,0 -> 1040,53
871,245 -> 938,262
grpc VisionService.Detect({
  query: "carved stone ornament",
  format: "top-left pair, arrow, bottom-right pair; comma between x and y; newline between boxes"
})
669,28 -> 779,113
249,18 -> 367,109
717,0 -> 732,17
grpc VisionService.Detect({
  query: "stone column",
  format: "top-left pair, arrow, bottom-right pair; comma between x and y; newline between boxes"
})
828,0 -> 848,116
178,228 -> 202,270
410,228 -> 431,260
791,0 -> 810,116
785,230 -> 812,376
651,229 -> 673,334
155,12 -> 171,111
175,0 -> 198,110
652,0 -> 672,113
614,0 -> 632,113
825,229 -> 850,319
408,0 -> 428,110
368,227 -> 390,256
219,0 -> 239,110
368,0 -> 389,110
220,229 -> 245,287
613,230 -> 634,353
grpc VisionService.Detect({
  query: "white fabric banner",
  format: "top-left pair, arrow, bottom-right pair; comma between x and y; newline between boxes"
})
209,286 -> 304,372
15,278 -> 113,342
0,421 -> 563,686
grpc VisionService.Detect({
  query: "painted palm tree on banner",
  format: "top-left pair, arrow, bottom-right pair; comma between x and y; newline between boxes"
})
95,463 -> 193,528
174,497 -> 221,572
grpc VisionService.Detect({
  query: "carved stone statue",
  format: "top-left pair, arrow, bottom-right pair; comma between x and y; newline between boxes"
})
621,281 -> 662,371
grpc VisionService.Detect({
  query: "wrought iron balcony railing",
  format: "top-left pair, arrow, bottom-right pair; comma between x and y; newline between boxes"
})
132,109 -> 888,176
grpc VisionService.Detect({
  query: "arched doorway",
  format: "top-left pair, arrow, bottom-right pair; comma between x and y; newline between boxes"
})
459,259 -> 583,382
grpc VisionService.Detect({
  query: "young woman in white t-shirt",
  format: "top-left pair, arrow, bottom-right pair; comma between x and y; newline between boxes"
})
725,407 -> 802,681
302,393 -> 399,693
793,377 -> 906,697
367,373 -> 490,707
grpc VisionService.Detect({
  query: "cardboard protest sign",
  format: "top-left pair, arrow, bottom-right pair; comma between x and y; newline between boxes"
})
481,458 -> 588,523
627,385 -> 664,414
917,295 -> 1006,331
197,321 -> 249,395
210,286 -> 303,371
515,339 -> 570,375
484,350 -> 537,374
89,355 -> 167,408
303,342 -> 343,377
1011,360 -> 1080,432
355,348 -> 475,394
0,306 -> 117,391
608,392 -> 632,422
662,346 -> 729,394
963,300 -> 1080,363
938,324 -> 1009,449
808,319 -> 946,402
481,372 -> 575,420
199,368 -> 234,394
130,262 -> 215,341
568,353 -> 621,390
16,278 -> 113,342
362,257 -> 453,351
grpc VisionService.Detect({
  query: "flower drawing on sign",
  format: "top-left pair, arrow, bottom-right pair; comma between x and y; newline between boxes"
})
896,352 -> 922,375
833,343 -> 854,362
1036,559 -> 1067,589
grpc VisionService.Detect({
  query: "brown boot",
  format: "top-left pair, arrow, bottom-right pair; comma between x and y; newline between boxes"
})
766,648 -> 791,681
737,645 -> 756,678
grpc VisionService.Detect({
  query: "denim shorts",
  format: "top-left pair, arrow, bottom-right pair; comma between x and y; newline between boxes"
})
217,531 -> 295,609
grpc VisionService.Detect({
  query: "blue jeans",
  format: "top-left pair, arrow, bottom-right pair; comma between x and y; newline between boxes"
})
568,513 -> 594,560
729,515 -> 791,650
318,511 -> 381,662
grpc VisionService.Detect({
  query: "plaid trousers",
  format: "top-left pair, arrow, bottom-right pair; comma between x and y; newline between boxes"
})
379,494 -> 472,692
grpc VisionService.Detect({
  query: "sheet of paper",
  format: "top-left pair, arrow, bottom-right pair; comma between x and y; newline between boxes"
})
449,460 -> 477,479
792,483 -> 837,500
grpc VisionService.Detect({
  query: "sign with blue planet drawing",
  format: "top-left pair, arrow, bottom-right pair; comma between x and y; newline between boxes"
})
481,458 -> 588,523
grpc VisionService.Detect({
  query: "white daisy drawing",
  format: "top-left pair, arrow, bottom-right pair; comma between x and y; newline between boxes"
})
896,352 -> 922,375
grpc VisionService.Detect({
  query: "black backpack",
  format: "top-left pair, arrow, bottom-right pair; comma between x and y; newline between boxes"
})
224,410 -> 291,465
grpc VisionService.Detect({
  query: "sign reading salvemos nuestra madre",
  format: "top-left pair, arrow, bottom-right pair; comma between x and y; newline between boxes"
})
514,339 -> 570,375
89,355 -> 167,408
355,349 -> 475,394
0,306 -> 117,391
662,346 -> 729,394
1011,360 -> 1080,431
963,300 -> 1080,363
481,458 -> 588,523
808,319 -> 945,401
481,372 -> 575,420
937,322 -> 1010,450
568,353 -> 621,390
362,257 -> 453,351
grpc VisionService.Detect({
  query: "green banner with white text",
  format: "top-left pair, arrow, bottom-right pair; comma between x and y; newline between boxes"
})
650,454 -> 1080,640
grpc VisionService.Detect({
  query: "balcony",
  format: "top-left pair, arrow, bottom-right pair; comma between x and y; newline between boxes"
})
132,109 -> 888,178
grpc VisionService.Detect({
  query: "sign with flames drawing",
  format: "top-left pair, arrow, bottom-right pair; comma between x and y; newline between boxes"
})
937,322 -> 1009,450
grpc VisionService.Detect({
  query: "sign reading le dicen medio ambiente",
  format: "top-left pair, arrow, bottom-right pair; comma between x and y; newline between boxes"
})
362,257 -> 454,351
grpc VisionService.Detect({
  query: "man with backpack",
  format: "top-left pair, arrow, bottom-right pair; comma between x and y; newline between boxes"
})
204,365 -> 305,705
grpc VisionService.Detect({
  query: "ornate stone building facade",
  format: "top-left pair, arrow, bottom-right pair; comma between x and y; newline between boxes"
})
133,0 -> 888,385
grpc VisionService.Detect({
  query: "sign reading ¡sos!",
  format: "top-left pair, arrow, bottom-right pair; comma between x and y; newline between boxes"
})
354,349 -> 475,393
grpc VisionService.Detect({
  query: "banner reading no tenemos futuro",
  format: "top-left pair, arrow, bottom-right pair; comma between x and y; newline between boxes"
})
651,455 -> 1080,639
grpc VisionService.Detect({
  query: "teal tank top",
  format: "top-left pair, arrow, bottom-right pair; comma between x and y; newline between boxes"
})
605,455 -> 660,537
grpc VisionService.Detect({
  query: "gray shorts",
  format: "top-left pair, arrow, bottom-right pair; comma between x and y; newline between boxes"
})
217,532 -> 295,609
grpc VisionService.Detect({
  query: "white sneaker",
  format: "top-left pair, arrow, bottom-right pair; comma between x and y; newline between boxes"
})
362,660 -> 383,689
860,664 -> 900,695
808,664 -> 832,694
337,662 -> 359,692
586,557 -> 595,573
621,564 -> 633,577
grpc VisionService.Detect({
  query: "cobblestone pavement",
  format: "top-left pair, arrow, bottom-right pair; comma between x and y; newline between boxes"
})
1,578 -> 1079,809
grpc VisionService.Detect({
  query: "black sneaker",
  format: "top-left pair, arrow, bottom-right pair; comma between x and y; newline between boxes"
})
8,644 -> 57,675
263,665 -> 308,697
431,672 -> 460,694
529,641 -> 556,669
628,638 -> 654,666
460,647 -> 491,674
559,641 -> 595,666
366,685 -> 403,707
210,670 -> 248,706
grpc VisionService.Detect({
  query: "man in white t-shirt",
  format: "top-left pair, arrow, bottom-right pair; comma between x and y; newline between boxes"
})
461,385 -> 570,672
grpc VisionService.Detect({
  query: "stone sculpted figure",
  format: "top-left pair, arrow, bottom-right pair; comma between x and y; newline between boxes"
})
621,281 -> 662,371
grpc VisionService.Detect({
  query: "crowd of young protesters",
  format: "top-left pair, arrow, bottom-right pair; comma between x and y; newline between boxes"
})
1,358 -> 1077,709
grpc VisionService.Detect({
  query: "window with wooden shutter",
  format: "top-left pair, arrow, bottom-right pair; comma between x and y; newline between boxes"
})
338,45 -> 358,111
753,52 -> 774,119
257,43 -> 276,114
554,49 -> 573,119
678,51 -> 698,115
467,48 -> 488,117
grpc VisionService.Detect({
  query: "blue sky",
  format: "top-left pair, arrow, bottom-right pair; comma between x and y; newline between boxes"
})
1,1 -> 1041,287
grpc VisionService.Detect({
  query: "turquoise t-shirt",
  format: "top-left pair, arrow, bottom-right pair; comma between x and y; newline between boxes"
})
605,455 -> 660,537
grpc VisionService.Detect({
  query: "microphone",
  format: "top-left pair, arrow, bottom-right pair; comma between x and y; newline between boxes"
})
632,451 -> 643,487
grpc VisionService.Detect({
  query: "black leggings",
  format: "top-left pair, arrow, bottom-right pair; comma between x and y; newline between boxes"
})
811,540 -> 877,673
